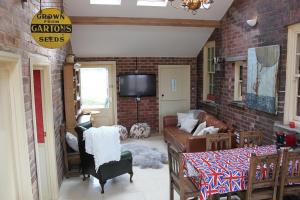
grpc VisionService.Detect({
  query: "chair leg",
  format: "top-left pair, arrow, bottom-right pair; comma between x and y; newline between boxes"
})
129,172 -> 133,183
227,193 -> 231,200
170,183 -> 174,200
83,174 -> 88,181
99,180 -> 106,194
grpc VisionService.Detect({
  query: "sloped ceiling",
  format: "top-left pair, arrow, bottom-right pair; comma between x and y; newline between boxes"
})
64,0 -> 234,57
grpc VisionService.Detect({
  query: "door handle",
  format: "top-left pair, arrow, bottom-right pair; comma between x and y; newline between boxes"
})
161,94 -> 164,97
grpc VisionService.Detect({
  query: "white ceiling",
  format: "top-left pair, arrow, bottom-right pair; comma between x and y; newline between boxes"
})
65,0 -> 234,57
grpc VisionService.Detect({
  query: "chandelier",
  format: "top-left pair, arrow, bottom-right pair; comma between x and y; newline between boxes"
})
169,0 -> 214,14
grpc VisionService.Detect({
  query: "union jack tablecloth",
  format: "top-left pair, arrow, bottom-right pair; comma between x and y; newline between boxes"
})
182,145 -> 277,200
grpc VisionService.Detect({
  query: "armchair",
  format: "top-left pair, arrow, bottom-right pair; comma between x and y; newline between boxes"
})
75,123 -> 133,193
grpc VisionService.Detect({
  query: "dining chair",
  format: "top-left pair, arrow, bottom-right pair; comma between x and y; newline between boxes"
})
242,152 -> 281,200
278,149 -> 300,199
239,131 -> 263,148
167,144 -> 199,200
206,133 -> 232,151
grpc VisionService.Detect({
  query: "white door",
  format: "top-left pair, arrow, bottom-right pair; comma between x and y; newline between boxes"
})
32,70 -> 50,200
80,64 -> 117,127
158,65 -> 190,133
0,67 -> 18,199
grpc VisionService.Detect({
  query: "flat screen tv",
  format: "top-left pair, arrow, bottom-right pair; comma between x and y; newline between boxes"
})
119,74 -> 156,97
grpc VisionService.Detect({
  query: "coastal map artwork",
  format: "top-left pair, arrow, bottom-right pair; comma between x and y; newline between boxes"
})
246,45 -> 280,114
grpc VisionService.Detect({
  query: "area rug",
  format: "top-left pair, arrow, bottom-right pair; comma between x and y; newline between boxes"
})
121,143 -> 168,169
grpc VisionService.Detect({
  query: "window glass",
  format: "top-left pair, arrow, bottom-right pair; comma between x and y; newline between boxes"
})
80,67 -> 109,109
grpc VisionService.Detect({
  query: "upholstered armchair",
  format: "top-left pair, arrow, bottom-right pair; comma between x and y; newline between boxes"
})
75,122 -> 133,193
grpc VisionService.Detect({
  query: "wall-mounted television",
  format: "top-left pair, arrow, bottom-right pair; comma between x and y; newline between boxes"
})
119,74 -> 156,97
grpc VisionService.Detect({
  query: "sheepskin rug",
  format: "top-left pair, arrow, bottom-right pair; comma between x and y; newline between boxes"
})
121,143 -> 168,169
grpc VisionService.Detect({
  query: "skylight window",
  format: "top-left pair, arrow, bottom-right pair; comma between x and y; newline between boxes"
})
137,0 -> 168,7
90,0 -> 121,5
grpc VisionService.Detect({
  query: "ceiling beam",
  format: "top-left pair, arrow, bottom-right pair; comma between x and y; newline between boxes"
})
70,16 -> 220,28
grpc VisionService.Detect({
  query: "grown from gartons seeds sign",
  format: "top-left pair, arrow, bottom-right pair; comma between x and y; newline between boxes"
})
31,8 -> 72,49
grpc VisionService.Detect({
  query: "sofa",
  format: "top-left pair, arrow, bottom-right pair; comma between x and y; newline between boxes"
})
163,112 -> 236,153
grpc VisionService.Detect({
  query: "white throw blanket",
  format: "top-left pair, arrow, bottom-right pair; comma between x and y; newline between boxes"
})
83,126 -> 121,171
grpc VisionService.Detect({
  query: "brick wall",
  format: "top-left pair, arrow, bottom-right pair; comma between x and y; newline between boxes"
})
0,0 -> 68,199
197,0 -> 300,144
78,57 -> 197,132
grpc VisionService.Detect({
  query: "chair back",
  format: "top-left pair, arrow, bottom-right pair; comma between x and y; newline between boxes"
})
167,144 -> 199,200
247,152 -> 281,200
168,144 -> 181,193
206,133 -> 231,151
74,125 -> 95,175
279,149 -> 300,199
239,131 -> 263,147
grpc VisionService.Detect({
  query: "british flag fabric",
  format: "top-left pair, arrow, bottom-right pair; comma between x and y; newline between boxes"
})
182,145 -> 277,200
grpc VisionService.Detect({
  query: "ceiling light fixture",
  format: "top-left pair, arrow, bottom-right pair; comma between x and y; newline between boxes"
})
169,0 -> 214,14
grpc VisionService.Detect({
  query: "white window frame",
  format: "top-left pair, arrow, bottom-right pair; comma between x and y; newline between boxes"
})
203,41 -> 215,101
284,23 -> 300,125
79,61 -> 117,123
234,61 -> 244,101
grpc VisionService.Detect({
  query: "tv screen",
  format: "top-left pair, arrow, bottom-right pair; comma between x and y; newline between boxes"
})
119,74 -> 156,97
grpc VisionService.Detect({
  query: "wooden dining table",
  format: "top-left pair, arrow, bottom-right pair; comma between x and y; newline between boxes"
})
182,145 -> 277,200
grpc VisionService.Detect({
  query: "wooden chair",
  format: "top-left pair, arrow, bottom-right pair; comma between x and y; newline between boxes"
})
167,144 -> 199,200
239,131 -> 263,148
278,149 -> 300,200
242,152 -> 281,200
206,133 -> 232,151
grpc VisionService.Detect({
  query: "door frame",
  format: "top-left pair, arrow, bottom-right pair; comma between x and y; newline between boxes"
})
158,65 -> 191,133
30,54 -> 59,200
0,51 -> 33,200
78,61 -> 118,124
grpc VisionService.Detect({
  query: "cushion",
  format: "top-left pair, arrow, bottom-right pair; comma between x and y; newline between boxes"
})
113,125 -> 128,140
66,132 -> 79,152
130,123 -> 151,139
197,126 -> 219,136
177,112 -> 194,127
203,114 -> 228,132
120,150 -> 132,160
189,109 -> 205,119
180,118 -> 198,133
193,121 -> 207,136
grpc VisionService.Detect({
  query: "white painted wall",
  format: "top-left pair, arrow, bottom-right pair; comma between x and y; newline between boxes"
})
71,25 -> 214,57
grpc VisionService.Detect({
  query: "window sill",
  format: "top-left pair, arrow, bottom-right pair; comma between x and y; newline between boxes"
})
274,122 -> 300,134
229,101 -> 246,109
199,100 -> 217,108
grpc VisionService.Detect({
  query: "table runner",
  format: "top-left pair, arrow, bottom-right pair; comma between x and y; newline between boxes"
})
183,145 -> 277,200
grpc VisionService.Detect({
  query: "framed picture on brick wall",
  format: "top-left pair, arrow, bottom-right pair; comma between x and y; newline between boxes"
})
246,45 -> 280,114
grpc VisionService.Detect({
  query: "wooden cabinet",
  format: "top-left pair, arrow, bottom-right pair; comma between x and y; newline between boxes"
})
64,63 -> 82,132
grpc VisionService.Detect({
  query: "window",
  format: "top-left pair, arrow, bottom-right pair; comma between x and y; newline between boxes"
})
203,41 -> 215,101
80,67 -> 109,109
284,24 -> 300,124
234,61 -> 244,101
90,0 -> 121,5
137,0 -> 168,7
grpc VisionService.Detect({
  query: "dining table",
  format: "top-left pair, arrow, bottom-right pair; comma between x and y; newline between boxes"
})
182,145 -> 278,200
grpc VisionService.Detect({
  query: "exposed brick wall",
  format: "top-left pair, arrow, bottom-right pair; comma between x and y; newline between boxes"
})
197,0 -> 300,144
78,57 -> 197,132
0,0 -> 68,199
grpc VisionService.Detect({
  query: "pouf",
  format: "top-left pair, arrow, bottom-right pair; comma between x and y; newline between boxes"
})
113,125 -> 128,140
130,123 -> 151,139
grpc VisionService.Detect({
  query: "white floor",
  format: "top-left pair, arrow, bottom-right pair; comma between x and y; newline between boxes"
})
59,135 -> 180,200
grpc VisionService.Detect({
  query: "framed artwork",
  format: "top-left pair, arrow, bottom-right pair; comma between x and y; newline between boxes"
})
246,45 -> 280,114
